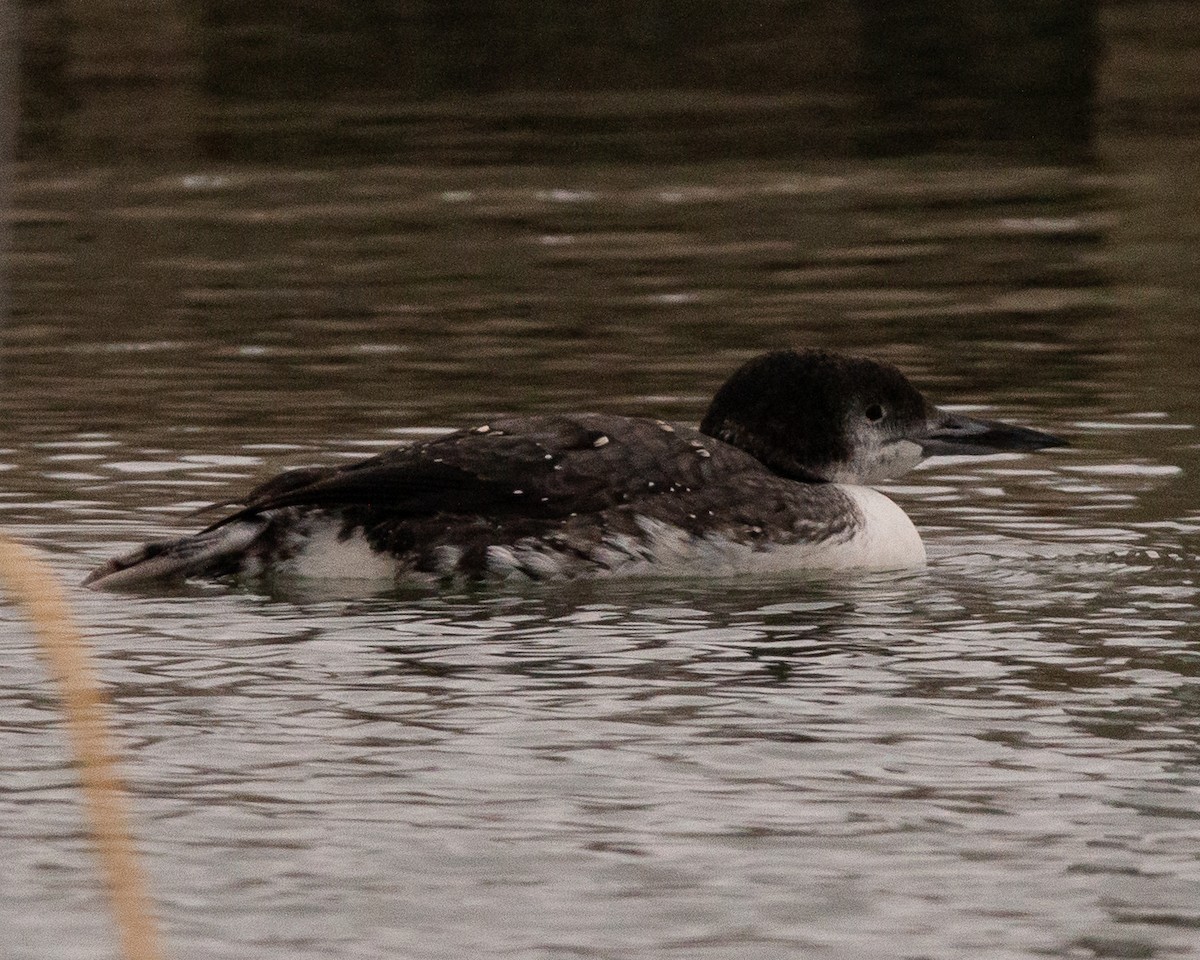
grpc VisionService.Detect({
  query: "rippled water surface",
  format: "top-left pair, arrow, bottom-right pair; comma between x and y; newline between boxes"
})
4,135 -> 1200,959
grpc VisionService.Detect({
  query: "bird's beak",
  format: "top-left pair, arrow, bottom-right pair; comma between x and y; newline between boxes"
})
918,409 -> 1068,457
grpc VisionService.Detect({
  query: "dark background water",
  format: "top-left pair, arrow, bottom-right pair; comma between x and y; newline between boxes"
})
3,3 -> 1200,959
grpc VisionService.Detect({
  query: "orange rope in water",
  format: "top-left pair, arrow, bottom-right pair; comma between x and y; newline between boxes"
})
0,536 -> 163,960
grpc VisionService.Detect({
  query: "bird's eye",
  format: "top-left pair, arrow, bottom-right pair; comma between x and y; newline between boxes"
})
865,403 -> 885,423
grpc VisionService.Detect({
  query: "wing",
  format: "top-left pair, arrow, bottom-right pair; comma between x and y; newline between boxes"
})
205,413 -> 752,530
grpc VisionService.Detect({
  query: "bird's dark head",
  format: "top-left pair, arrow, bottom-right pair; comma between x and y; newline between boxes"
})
700,350 -> 1067,484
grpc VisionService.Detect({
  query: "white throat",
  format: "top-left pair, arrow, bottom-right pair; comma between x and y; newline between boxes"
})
828,437 -> 926,485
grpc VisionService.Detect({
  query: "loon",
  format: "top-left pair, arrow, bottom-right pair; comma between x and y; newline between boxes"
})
84,350 -> 1066,589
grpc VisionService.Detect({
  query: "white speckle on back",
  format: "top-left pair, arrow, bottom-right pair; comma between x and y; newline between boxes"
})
593,435 -> 610,448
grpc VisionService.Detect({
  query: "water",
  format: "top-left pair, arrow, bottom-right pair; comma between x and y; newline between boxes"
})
4,138 -> 1200,957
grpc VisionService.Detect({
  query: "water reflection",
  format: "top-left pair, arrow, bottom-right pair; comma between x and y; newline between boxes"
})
4,120 -> 1200,960
7,163 -> 1117,448
18,3 -> 1101,163
8,540 -> 1199,958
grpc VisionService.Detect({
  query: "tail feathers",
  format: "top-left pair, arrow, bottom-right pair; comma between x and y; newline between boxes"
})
84,520 -> 269,590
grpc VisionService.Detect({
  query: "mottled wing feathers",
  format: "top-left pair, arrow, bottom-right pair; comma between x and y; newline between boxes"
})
205,414 -> 754,530
205,458 -> 520,531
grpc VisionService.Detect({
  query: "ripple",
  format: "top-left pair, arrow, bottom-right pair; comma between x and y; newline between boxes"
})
7,155 -> 1200,960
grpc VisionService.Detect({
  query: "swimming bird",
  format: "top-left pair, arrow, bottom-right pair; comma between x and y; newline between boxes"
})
84,350 -> 1066,589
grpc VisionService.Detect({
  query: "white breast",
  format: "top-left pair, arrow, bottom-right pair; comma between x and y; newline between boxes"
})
491,486 -> 926,580
821,484 -> 927,570
679,485 -> 925,574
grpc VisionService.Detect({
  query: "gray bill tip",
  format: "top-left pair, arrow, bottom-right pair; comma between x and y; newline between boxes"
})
919,412 -> 1069,457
